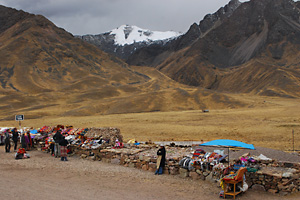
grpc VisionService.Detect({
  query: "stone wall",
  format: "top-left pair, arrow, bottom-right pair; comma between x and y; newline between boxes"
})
74,147 -> 300,195
84,127 -> 123,144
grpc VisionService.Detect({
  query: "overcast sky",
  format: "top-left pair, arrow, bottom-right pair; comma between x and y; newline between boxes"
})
0,0 -> 251,35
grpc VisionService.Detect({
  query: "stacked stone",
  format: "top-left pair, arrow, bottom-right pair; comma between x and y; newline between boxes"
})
175,158 -> 300,195
84,127 -> 123,144
118,153 -> 176,175
245,160 -> 300,195
247,171 -> 300,195
178,164 -> 221,181
73,145 -> 300,195
76,147 -> 182,175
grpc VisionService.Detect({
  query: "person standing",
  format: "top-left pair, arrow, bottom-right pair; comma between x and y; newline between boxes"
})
4,129 -> 11,153
27,131 -> 32,149
155,144 -> 166,175
59,136 -> 68,161
12,128 -> 19,151
25,131 -> 30,151
21,133 -> 27,149
53,129 -> 63,158
49,139 -> 55,156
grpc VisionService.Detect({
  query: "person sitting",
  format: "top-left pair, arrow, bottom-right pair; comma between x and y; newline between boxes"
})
114,139 -> 121,148
233,160 -> 245,171
223,164 -> 234,175
15,148 -> 29,159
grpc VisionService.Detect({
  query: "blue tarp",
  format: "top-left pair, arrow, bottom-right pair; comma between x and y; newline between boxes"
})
30,129 -> 38,134
200,139 -> 255,150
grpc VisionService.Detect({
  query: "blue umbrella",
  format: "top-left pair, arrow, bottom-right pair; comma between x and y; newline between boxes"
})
200,139 -> 255,163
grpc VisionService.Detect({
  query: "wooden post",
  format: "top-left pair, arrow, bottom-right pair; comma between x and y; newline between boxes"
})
292,129 -> 295,153
228,147 -> 230,165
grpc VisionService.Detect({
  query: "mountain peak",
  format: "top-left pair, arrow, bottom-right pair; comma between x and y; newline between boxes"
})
109,24 -> 182,46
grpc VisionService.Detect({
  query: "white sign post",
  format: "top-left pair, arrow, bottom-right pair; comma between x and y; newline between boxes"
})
15,115 -> 24,130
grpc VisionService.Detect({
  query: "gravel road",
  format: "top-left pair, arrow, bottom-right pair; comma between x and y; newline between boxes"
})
0,146 -> 299,200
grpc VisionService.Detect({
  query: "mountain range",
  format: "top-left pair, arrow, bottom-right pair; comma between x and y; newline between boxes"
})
79,0 -> 300,98
77,25 -> 181,60
0,4 -> 243,120
0,0 -> 299,120
127,0 -> 300,98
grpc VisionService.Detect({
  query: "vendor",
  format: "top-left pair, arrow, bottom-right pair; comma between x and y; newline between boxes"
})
155,144 -> 166,175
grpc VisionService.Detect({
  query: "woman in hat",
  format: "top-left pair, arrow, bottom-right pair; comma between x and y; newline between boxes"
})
155,144 -> 166,175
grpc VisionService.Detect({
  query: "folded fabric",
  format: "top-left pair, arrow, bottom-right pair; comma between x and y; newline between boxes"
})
223,173 -> 237,181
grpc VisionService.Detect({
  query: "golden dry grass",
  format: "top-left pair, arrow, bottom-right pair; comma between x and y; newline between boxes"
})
0,94 -> 299,151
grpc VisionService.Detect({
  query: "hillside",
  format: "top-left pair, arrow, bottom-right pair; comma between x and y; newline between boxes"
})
0,5 -> 299,152
0,5 -> 247,120
127,0 -> 300,98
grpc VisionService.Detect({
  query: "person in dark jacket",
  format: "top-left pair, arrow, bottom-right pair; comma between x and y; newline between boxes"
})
59,136 -> 68,161
49,139 -> 55,156
53,130 -> 63,158
4,130 -> 11,153
12,128 -> 19,151
21,133 -> 27,149
155,144 -> 166,175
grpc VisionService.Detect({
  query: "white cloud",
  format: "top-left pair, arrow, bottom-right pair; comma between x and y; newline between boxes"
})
0,0 -> 265,35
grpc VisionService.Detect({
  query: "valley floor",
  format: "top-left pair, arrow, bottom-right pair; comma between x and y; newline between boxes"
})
0,146 -> 299,200
1,95 -> 299,151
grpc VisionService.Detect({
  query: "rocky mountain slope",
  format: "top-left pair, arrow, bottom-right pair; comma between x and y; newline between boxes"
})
77,25 -> 181,60
127,0 -> 241,67
0,5 -> 244,120
128,0 -> 300,98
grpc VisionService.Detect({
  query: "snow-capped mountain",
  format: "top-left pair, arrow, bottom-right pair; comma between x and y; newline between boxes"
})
110,25 -> 181,46
77,25 -> 182,60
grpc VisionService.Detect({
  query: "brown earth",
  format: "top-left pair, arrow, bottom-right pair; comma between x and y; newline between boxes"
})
0,146 -> 299,200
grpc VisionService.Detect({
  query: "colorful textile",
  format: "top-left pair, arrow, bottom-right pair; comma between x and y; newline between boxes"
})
156,156 -> 162,169
223,173 -> 237,181
192,148 -> 205,159
18,148 -> 26,154
60,146 -> 67,157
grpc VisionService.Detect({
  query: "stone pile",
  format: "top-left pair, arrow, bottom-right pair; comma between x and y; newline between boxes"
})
246,161 -> 300,195
72,144 -> 300,196
76,146 -> 194,175
84,127 -> 123,144
177,158 -> 300,195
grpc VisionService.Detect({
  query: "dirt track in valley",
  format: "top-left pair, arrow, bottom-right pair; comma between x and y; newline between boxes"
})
0,146 -> 299,200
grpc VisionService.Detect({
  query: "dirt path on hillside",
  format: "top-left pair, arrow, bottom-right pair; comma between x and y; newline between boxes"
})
0,147 -> 299,200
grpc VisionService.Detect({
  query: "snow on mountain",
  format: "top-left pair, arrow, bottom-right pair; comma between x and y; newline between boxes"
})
110,25 -> 182,46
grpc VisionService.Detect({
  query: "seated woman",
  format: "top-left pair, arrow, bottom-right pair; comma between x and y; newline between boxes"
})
113,139 -> 123,149
233,160 -> 245,171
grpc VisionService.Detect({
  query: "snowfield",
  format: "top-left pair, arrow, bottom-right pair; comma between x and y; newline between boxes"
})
110,25 -> 182,46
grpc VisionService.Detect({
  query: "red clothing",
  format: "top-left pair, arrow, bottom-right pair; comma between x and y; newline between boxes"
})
60,146 -> 67,157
